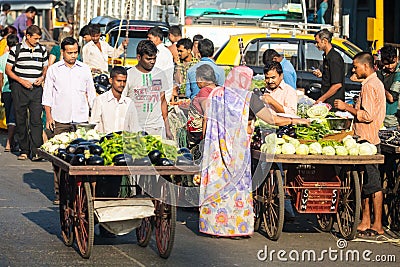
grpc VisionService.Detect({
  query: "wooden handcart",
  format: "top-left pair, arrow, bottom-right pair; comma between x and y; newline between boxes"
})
251,150 -> 384,241
38,149 -> 199,259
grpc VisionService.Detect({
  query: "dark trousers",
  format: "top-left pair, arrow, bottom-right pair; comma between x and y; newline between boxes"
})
11,82 -> 43,156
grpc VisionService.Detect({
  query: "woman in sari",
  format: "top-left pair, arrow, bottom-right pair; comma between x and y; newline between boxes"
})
199,66 -> 309,238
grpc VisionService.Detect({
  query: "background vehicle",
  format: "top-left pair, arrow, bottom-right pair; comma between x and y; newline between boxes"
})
214,33 -> 362,103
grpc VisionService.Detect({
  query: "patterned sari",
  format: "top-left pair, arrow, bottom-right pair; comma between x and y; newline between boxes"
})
199,66 -> 254,237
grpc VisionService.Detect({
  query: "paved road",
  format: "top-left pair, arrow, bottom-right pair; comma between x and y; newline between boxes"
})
0,132 -> 399,266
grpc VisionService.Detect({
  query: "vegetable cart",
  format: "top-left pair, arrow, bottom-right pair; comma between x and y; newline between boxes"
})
38,149 -> 199,259
251,150 -> 384,241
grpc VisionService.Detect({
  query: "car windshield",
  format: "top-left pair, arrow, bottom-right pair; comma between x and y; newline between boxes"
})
186,0 -> 304,20
108,30 -> 149,58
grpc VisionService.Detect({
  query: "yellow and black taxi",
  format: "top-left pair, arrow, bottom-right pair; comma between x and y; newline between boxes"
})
214,33 -> 363,102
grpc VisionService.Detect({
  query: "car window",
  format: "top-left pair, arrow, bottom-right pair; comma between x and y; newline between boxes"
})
304,41 -> 354,77
244,40 -> 299,68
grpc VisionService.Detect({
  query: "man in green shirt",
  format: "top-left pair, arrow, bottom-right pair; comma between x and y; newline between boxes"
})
377,45 -> 400,129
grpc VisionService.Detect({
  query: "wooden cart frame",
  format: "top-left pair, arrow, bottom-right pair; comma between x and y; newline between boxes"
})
251,150 -> 385,241
38,150 -> 199,259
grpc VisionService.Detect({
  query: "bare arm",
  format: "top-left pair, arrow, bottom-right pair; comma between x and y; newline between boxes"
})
256,107 -> 310,126
161,92 -> 173,139
5,64 -> 32,89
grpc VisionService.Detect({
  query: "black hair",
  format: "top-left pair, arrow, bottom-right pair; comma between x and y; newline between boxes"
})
198,38 -> 214,58
380,45 -> 398,63
79,25 -> 91,37
314,28 -> 333,43
193,34 -> 203,42
168,25 -> 181,37
26,25 -> 41,36
353,52 -> 374,69
264,61 -> 283,75
89,24 -> 101,35
110,66 -> 127,78
25,6 -> 37,14
0,25 -> 16,37
6,34 -> 18,48
262,49 -> 281,65
61,37 -> 78,50
147,26 -> 164,41
137,40 -> 158,57
2,3 -> 11,12
176,38 -> 193,50
196,64 -> 217,84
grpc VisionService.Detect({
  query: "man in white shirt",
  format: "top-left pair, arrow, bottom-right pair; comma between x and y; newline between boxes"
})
42,37 -> 96,205
82,24 -> 128,73
124,40 -> 173,139
147,26 -> 174,102
90,66 -> 140,134
43,37 -> 96,134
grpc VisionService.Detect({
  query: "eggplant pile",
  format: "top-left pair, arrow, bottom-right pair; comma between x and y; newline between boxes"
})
56,139 -> 104,166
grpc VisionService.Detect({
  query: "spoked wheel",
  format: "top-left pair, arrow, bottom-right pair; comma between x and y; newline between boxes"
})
316,214 -> 334,232
136,216 -> 154,247
336,171 -> 361,240
253,186 -> 263,232
74,181 -> 94,259
261,170 -> 284,241
59,170 -> 74,246
155,183 -> 176,259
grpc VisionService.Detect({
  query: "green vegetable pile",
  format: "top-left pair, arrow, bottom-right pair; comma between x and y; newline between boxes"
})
294,120 -> 331,141
100,132 -> 178,166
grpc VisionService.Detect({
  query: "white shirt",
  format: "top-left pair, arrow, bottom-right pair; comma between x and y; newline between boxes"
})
155,43 -> 174,102
90,89 -> 135,134
42,60 -> 96,123
82,40 -> 125,72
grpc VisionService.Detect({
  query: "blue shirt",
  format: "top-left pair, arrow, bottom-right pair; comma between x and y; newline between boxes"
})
0,52 -> 10,93
185,58 -> 226,99
281,58 -> 297,89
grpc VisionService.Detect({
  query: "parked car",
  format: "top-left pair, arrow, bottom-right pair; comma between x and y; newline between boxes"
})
214,33 -> 363,103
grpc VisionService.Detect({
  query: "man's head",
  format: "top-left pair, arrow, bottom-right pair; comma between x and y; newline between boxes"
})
192,34 -> 203,53
168,25 -> 181,43
314,28 -> 333,52
147,27 -> 164,46
264,61 -> 284,90
176,38 -> 193,62
79,25 -> 92,43
380,45 -> 398,73
25,6 -> 37,20
195,64 -> 217,89
352,52 -> 375,79
61,37 -> 79,66
109,66 -> 127,95
262,49 -> 282,65
6,34 -> 18,48
2,3 -> 11,13
136,40 -> 158,72
198,38 -> 214,58
25,25 -> 41,47
89,24 -> 101,44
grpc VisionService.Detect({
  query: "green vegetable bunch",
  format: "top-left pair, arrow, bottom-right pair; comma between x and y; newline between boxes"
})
294,120 -> 331,140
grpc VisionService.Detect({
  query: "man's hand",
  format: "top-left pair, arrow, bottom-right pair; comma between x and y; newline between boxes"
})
334,99 -> 347,111
260,94 -> 274,105
33,76 -> 44,86
46,115 -> 55,132
20,79 -> 34,89
312,69 -> 322,78
165,128 -> 174,140
293,118 -> 311,126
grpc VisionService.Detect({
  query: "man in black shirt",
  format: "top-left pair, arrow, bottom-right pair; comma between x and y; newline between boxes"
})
312,29 -> 345,110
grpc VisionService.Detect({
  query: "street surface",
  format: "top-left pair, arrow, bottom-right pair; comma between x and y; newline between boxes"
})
0,131 -> 399,266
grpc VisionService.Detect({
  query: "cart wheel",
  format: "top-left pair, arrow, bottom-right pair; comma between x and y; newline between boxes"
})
59,171 -> 74,246
74,182 -> 94,259
336,171 -> 361,240
136,216 -> 154,247
253,186 -> 262,232
388,193 -> 400,231
316,214 -> 334,232
155,184 -> 176,259
261,170 -> 284,241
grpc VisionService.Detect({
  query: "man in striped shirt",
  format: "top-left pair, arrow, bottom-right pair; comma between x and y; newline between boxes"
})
5,25 -> 48,160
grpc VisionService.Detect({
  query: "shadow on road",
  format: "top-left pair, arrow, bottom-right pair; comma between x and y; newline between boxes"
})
22,208 -> 60,237
23,168 -> 54,202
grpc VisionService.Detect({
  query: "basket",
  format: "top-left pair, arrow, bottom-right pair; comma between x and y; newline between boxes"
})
290,172 -> 341,214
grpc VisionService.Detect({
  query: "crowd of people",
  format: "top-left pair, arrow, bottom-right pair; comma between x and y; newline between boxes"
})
0,3 -> 394,241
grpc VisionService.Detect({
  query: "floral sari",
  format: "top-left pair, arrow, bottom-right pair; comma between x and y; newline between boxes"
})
199,66 -> 254,237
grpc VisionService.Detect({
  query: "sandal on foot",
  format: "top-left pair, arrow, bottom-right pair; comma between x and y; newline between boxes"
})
17,154 -> 28,160
4,148 -> 10,152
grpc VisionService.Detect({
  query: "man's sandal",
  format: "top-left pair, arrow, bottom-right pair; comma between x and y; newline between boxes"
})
17,154 -> 28,160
